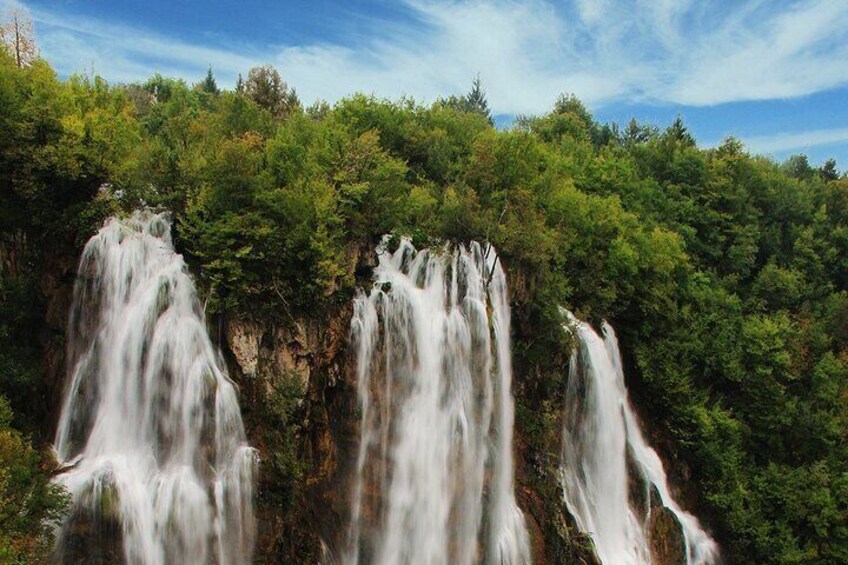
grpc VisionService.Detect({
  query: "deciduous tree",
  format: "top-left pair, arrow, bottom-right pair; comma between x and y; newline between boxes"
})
0,9 -> 37,68
244,65 -> 300,117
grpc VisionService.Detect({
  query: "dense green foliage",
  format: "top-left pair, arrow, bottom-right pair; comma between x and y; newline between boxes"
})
0,397 -> 69,563
1,41 -> 847,564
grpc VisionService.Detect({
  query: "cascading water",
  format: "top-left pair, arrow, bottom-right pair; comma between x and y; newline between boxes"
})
53,211 -> 256,564
560,311 -> 719,565
345,237 -> 531,565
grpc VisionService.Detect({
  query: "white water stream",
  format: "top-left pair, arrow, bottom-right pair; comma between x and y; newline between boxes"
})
53,211 -> 256,564
561,311 -> 719,565
345,238 -> 531,565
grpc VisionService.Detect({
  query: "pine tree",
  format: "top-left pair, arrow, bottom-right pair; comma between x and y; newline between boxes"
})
819,158 -> 839,182
201,65 -> 219,95
466,74 -> 492,124
623,117 -> 656,145
667,115 -> 695,146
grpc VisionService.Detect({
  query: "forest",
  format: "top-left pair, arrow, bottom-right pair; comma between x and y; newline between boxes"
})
1,31 -> 847,564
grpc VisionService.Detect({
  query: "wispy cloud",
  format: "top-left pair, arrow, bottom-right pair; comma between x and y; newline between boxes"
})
741,127 -> 848,155
669,0 -> 848,105
7,0 -> 848,116
13,4 -> 260,85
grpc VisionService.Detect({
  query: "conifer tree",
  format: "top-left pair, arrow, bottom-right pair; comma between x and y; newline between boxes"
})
820,158 -> 839,181
201,65 -> 219,95
466,74 -> 492,124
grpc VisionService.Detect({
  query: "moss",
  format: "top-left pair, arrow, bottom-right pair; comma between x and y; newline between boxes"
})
98,482 -> 121,521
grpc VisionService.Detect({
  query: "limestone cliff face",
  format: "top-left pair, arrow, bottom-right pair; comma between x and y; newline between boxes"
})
221,306 -> 359,563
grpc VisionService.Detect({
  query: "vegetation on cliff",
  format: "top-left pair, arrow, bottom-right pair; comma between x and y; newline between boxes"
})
1,32 -> 847,563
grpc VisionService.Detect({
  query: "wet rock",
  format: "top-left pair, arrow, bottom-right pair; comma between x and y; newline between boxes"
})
56,485 -> 126,564
647,505 -> 687,565
627,443 -> 650,520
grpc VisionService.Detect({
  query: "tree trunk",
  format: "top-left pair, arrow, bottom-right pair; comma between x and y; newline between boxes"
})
14,18 -> 21,68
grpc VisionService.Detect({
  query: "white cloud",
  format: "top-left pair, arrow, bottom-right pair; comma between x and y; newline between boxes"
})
669,0 -> 848,104
10,0 -> 848,115
12,2 -> 260,86
741,127 -> 848,155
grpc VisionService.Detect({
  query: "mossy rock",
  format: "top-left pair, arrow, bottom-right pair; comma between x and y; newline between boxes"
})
647,505 -> 686,565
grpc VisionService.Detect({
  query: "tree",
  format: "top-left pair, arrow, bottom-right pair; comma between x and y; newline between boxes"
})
466,74 -> 492,123
244,65 -> 300,117
0,398 -> 69,562
622,117 -> 657,145
0,9 -> 37,68
666,115 -> 695,146
553,93 -> 591,122
200,65 -> 219,95
783,154 -> 814,181
819,158 -> 839,182
439,75 -> 493,124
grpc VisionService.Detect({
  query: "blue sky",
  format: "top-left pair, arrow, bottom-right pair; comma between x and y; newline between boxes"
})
5,0 -> 848,166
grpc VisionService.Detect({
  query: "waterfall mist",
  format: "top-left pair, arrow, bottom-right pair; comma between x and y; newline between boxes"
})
53,211 -> 257,564
345,237 -> 531,565
560,311 -> 719,565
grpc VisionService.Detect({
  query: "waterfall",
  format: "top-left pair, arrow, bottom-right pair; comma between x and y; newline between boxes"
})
53,211 -> 257,564
560,311 -> 719,565
345,237 -> 531,565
